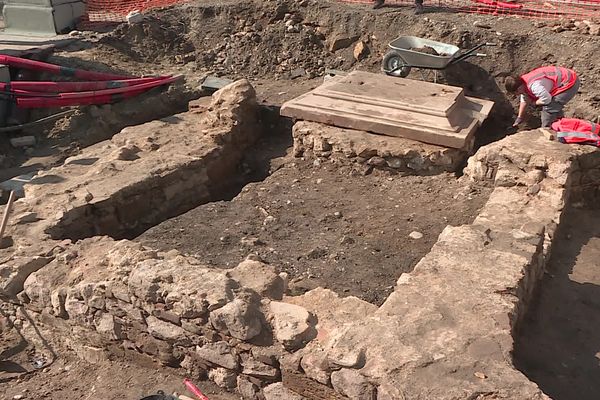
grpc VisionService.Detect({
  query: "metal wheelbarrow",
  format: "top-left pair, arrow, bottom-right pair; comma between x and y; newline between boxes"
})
382,36 -> 496,81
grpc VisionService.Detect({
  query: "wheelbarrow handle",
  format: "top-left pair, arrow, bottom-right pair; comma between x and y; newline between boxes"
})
451,42 -> 495,64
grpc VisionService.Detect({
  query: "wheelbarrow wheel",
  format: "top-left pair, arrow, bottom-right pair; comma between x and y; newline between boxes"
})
382,51 -> 411,78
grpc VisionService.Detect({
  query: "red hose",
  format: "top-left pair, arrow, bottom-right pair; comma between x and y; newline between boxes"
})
15,76 -> 180,108
0,55 -> 179,108
0,54 -> 132,81
1,77 -> 165,93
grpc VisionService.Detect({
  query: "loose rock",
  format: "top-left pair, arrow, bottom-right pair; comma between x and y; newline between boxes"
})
331,369 -> 376,400
209,367 -> 237,389
228,258 -> 285,300
263,382 -> 306,400
209,298 -> 262,340
195,341 -> 239,370
269,301 -> 316,350
409,231 -> 423,240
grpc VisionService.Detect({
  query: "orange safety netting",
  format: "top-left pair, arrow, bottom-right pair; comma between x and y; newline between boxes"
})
83,0 -> 188,23
340,0 -> 600,19
81,0 -> 600,24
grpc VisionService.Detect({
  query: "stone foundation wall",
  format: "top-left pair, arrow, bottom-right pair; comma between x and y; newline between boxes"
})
3,84 -> 600,400
292,121 -> 466,175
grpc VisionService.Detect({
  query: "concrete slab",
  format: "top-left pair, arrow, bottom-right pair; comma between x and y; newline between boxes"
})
280,71 -> 494,150
3,1 -> 84,36
0,32 -> 74,56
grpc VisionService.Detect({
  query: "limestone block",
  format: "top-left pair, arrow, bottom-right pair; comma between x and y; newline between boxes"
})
196,341 -> 239,370
263,382 -> 306,400
286,287 -> 376,348
282,71 -> 493,149
237,375 -> 261,400
268,301 -> 316,351
209,298 -> 263,341
331,369 -> 376,400
242,358 -> 279,379
208,367 -> 237,389
146,315 -> 189,343
228,258 -> 285,300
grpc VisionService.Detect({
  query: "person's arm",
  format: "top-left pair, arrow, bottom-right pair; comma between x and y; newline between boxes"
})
529,80 -> 552,106
513,95 -> 528,126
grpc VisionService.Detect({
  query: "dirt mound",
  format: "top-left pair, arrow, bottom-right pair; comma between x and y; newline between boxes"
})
98,0 -> 600,130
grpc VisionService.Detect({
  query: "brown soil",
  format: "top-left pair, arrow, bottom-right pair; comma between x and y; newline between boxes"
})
138,155 -> 491,305
409,45 -> 442,56
515,206 -> 600,400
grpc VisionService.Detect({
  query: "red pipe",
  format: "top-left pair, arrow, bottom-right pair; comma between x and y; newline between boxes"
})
1,77 -> 165,93
16,76 -> 180,108
0,54 -> 133,81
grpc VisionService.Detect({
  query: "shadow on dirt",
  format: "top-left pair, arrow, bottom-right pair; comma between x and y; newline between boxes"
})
514,206 -> 600,400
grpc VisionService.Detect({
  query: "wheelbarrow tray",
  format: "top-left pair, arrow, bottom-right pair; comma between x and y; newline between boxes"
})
387,36 -> 460,70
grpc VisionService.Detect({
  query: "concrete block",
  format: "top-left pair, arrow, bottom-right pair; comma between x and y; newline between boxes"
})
126,10 -> 143,24
3,1 -> 84,35
4,0 -> 78,7
280,71 -> 494,150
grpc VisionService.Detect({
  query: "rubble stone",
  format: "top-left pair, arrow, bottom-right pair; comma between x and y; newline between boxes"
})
95,313 -> 123,340
228,258 -> 285,300
209,298 -> 262,340
292,121 -> 466,174
353,41 -> 369,61
208,367 -> 237,389
331,368 -> 376,400
237,375 -> 261,400
196,341 -> 239,370
146,315 -> 189,343
328,34 -> 359,52
242,358 -> 279,379
300,346 -> 330,384
269,301 -> 316,351
263,382 -> 306,400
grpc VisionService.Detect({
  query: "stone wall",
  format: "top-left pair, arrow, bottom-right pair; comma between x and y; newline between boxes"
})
0,79 -> 259,298
3,90 -> 600,400
292,121 -> 467,175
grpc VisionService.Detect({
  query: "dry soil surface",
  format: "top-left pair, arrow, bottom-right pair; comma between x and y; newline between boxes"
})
0,323 -> 237,400
515,206 -> 600,400
139,158 -> 491,305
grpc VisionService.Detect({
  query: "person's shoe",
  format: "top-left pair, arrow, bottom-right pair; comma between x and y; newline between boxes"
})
373,0 -> 385,9
414,3 -> 424,14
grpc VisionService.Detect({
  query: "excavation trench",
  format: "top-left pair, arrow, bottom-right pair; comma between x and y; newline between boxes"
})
44,104 -> 289,241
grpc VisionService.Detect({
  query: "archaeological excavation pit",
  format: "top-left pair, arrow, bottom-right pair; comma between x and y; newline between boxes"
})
3,1 -> 600,399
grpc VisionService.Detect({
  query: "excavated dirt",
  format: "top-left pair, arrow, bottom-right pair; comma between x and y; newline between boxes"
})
6,0 -> 600,182
138,157 -> 491,305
